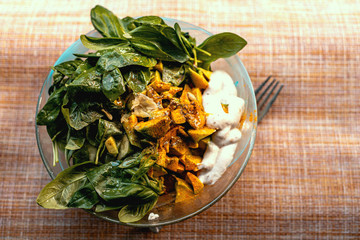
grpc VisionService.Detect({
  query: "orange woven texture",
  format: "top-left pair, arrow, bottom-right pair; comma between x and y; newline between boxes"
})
0,0 -> 359,239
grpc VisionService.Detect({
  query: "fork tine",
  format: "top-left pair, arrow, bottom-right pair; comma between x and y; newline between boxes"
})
258,84 -> 284,122
255,76 -> 272,95
258,81 -> 279,110
256,78 -> 276,102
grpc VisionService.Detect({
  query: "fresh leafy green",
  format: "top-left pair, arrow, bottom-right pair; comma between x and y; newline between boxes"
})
36,87 -> 66,125
36,162 -> 98,209
80,35 -> 129,51
134,16 -> 166,26
90,5 -> 125,38
196,32 -> 247,63
52,59 -> 83,77
97,119 -> 122,141
131,154 -> 156,182
61,94 -> 103,131
118,197 -> 158,223
129,25 -> 189,62
162,63 -> 187,86
118,152 -> 141,168
66,179 -> 99,209
101,67 -> 126,102
123,68 -> 151,93
67,67 -> 102,93
97,47 -> 157,71
65,127 -> 86,150
86,160 -> 158,203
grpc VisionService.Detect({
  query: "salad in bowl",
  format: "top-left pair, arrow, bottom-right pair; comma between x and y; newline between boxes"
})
35,5 -> 256,226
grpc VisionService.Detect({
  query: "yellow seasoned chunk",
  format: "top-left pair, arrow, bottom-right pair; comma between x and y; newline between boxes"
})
150,71 -> 171,93
191,87 -> 202,105
169,136 -> 190,156
180,154 -> 202,171
134,115 -> 171,139
188,127 -> 216,142
171,108 -> 186,124
105,136 -> 118,156
198,67 -> 212,81
177,162 -> 185,173
165,155 -> 179,172
153,61 -> 163,73
175,177 -> 195,203
156,147 -> 167,167
186,172 -> 204,194
189,68 -> 208,89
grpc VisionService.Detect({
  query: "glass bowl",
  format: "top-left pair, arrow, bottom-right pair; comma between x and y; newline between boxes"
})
35,17 -> 257,228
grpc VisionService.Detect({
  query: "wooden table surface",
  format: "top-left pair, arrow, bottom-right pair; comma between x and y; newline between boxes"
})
1,0 -> 359,239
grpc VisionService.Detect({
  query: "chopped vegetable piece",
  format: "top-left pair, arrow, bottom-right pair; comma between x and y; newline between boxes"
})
171,109 -> 186,124
191,88 -> 202,104
189,68 -> 209,89
165,156 -> 179,172
177,162 -> 185,173
150,108 -> 170,119
188,127 -> 216,142
105,136 -> 118,156
134,115 -> 171,139
169,136 -> 190,156
162,87 -> 182,100
180,154 -> 202,171
182,100 -> 206,129
186,172 -> 204,194
151,165 -> 168,177
150,71 -> 171,93
187,140 -> 199,149
198,137 -> 210,151
221,103 -> 229,113
153,61 -> 163,73
156,147 -> 167,167
175,177 -> 195,203
180,84 -> 191,105
121,114 -> 141,148
198,68 -> 212,80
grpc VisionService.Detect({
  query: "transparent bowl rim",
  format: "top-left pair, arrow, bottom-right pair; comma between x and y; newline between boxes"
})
35,16 -> 257,227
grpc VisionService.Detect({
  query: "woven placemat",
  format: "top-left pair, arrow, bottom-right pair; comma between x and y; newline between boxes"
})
0,0 -> 359,239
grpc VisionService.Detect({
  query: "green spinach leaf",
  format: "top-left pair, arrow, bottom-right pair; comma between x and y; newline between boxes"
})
72,60 -> 94,79
134,16 -> 166,26
101,67 -> 126,102
72,143 -> 97,165
36,86 -> 66,125
62,93 -> 103,130
90,5 -> 125,38
36,161 -> 98,209
118,197 -> 158,223
97,119 -> 122,141
97,48 -> 157,71
65,127 -> 86,150
118,152 -> 141,168
66,179 -> 99,209
162,63 -> 187,86
67,67 -> 102,93
52,59 -> 83,77
129,25 -> 189,63
196,32 -> 247,62
80,35 -> 128,51
95,201 -> 124,212
123,68 -> 151,93
86,161 -> 158,203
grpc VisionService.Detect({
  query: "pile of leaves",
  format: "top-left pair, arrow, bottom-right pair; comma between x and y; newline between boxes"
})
36,5 -> 247,223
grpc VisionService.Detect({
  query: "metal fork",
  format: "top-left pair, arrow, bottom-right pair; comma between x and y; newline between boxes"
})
255,76 -> 284,122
